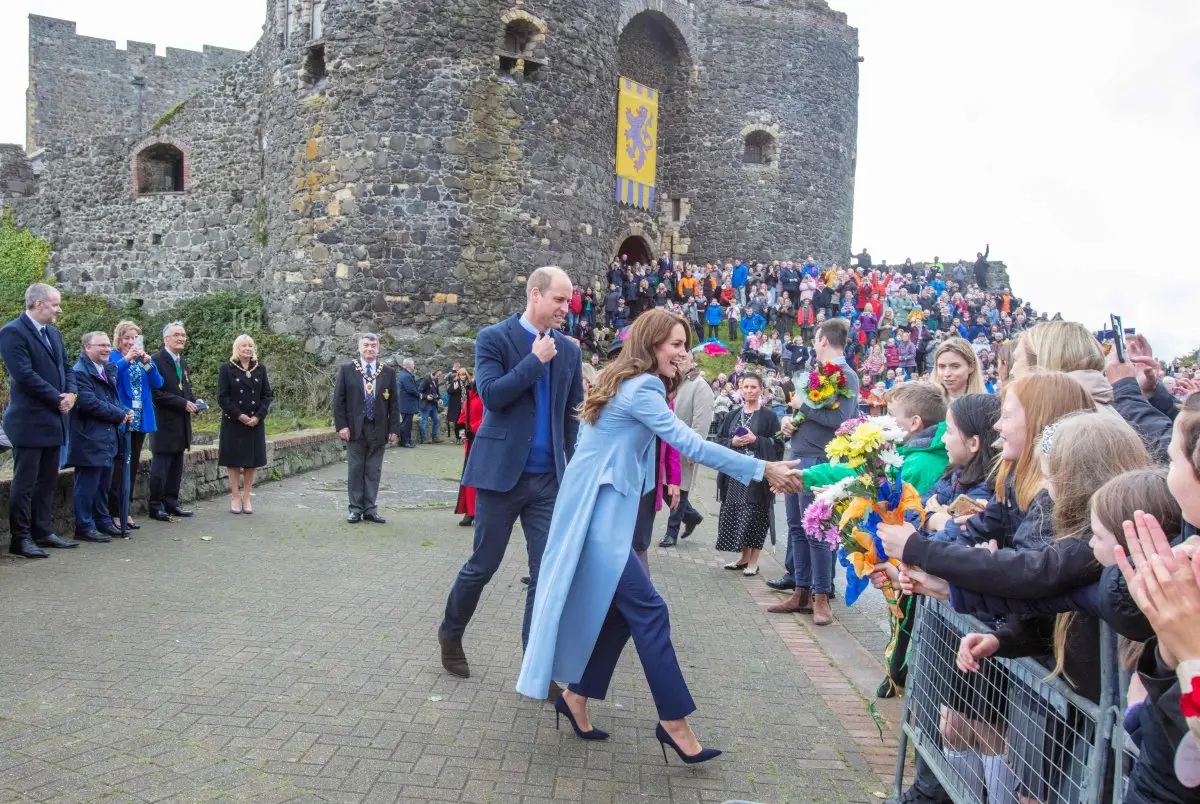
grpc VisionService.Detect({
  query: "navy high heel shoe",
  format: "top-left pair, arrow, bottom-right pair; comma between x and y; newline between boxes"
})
655,723 -> 722,765
554,694 -> 609,741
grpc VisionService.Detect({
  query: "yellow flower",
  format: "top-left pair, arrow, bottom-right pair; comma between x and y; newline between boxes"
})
848,423 -> 884,454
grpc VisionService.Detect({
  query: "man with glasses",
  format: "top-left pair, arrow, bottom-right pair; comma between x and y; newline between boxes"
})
68,332 -> 134,542
149,322 -> 205,521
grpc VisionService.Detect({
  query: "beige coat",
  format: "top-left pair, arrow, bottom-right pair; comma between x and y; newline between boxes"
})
674,375 -> 715,491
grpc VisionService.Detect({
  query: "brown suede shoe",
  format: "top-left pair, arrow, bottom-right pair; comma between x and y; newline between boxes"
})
767,588 -> 812,614
812,593 -> 833,626
439,634 -> 470,678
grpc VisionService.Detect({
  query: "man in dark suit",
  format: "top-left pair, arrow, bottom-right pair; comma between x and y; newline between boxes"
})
439,266 -> 584,679
0,283 -> 79,558
396,358 -> 420,448
68,331 -> 133,542
332,333 -> 400,523
149,321 -> 205,521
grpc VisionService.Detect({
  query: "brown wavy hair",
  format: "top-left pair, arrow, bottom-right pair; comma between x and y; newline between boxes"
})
579,309 -> 691,425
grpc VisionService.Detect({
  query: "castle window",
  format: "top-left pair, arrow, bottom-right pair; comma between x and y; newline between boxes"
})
135,143 -> 185,194
670,197 -> 683,223
497,14 -> 547,78
312,0 -> 325,40
305,43 -> 327,84
743,130 -> 778,166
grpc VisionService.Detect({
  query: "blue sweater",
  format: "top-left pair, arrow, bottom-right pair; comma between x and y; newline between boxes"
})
520,323 -> 555,474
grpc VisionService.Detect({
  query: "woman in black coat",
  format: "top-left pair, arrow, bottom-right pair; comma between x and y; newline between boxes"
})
217,335 -> 273,514
713,372 -> 781,576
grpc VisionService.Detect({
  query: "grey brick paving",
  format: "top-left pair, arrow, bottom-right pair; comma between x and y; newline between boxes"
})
1,446 -> 886,803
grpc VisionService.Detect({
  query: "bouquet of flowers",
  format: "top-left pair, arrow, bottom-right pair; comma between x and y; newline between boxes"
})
800,476 -> 856,548
778,362 -> 855,437
805,416 -> 925,617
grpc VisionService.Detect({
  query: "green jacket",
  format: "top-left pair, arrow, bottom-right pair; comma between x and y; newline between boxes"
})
801,421 -> 949,498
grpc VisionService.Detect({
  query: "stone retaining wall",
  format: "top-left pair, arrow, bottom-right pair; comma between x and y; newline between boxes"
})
0,428 -> 343,539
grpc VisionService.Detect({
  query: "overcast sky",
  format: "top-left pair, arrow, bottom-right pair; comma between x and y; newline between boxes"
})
2,1 -> 1197,357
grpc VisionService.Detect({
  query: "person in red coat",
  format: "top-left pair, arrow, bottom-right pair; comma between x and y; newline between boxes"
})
455,373 -> 485,526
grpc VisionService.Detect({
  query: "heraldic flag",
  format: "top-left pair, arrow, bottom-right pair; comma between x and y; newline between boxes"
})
615,77 -> 659,211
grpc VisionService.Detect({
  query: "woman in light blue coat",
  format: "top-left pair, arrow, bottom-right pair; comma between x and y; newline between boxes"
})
516,309 -> 802,764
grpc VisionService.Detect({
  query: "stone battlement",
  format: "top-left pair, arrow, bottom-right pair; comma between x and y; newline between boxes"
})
25,15 -> 246,150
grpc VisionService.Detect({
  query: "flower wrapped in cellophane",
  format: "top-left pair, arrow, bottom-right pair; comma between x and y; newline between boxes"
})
778,362 -> 856,438
809,416 -> 927,698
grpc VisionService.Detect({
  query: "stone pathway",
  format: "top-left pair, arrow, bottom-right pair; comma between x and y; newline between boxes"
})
0,445 -> 900,803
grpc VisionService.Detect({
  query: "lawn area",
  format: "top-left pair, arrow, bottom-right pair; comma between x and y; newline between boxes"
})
693,328 -> 745,380
191,411 -> 331,436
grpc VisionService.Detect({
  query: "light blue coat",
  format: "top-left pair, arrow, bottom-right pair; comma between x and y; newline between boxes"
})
516,373 -> 764,699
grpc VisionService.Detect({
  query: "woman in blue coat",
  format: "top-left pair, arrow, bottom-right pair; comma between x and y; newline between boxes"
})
516,309 -> 802,764
108,321 -> 165,530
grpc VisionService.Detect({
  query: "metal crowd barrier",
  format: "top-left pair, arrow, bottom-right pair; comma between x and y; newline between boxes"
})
893,597 -> 1135,804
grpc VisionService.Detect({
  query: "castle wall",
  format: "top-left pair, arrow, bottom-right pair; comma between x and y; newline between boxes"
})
682,0 -> 859,264
11,47 -> 268,311
25,15 -> 246,150
255,0 -> 624,358
13,1 -> 860,365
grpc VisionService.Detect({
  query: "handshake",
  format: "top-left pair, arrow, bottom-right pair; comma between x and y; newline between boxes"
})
764,460 -> 806,495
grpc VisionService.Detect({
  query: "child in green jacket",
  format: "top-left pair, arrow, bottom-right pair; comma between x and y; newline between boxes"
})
796,381 -> 949,498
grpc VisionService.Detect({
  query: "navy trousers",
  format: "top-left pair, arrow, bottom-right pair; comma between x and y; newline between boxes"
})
664,489 -> 702,540
631,488 -> 657,552
73,464 -> 114,534
569,548 -> 695,721
441,471 -> 557,648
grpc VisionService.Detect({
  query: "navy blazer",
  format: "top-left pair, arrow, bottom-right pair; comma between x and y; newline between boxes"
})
461,315 -> 583,493
0,313 -> 77,448
396,369 -> 420,415
67,357 -> 128,467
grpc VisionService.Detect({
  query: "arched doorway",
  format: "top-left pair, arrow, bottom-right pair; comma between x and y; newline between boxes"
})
615,235 -> 652,267
617,12 -> 692,195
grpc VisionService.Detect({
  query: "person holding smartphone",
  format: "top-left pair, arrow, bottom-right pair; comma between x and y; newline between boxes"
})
108,321 -> 164,530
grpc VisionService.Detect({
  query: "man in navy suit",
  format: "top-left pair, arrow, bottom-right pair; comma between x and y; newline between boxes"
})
0,284 -> 79,558
67,331 -> 134,542
439,266 -> 584,678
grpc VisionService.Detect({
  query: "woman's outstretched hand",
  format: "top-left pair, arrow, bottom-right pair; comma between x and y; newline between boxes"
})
765,460 -> 805,494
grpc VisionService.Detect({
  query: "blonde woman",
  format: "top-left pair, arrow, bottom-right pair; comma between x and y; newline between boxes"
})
217,335 -> 274,513
931,336 -> 985,401
108,321 -> 164,530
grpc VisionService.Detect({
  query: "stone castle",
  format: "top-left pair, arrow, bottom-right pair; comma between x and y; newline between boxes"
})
1,1 -> 860,360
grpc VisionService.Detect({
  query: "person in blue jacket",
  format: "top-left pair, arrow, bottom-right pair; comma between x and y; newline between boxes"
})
704,298 -> 723,340
731,261 -> 749,304
516,309 -> 803,763
68,331 -> 134,542
108,320 -> 164,530
396,358 -> 421,447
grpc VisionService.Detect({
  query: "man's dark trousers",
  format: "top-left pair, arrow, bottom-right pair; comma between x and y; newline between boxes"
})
346,419 -> 386,516
664,489 -> 702,541
8,446 -> 61,547
440,472 -> 557,648
399,413 -> 415,447
74,464 -> 114,534
148,451 -> 185,513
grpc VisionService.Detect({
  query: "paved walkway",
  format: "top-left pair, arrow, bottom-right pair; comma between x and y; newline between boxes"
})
0,444 -> 902,803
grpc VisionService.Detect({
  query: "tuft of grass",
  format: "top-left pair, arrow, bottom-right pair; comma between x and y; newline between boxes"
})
152,102 -> 186,131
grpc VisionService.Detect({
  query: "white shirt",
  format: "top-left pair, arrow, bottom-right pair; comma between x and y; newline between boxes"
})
24,311 -> 49,343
